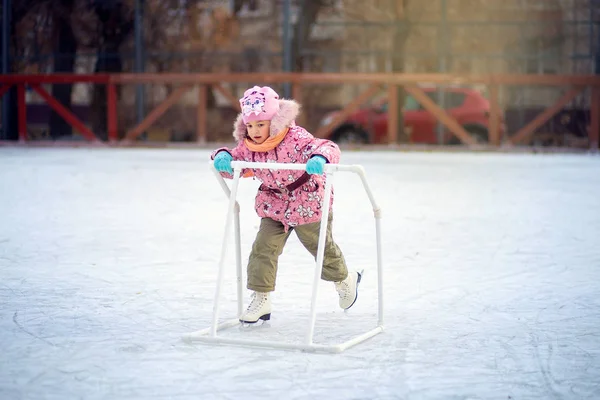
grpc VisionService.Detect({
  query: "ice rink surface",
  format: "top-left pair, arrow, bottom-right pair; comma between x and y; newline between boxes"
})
1,147 -> 599,400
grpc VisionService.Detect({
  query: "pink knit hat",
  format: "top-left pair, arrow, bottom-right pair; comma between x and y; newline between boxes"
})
239,86 -> 280,124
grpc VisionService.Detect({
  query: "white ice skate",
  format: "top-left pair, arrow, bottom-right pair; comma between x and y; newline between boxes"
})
239,292 -> 271,323
334,270 -> 363,310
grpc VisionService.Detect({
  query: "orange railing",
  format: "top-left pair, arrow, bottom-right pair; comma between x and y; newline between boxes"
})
0,74 -> 116,142
1,72 -> 599,149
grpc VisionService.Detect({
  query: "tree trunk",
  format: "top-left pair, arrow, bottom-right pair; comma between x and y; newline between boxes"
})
1,2 -> 19,140
392,0 -> 410,144
49,0 -> 77,139
2,91 -> 18,140
91,1 -> 132,141
2,0 -> 46,140
291,0 -> 321,72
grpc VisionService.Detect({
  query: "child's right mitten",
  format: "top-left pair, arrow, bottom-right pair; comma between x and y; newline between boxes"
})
213,152 -> 233,174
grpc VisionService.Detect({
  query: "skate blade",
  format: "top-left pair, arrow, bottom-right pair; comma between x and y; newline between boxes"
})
239,313 -> 271,325
239,315 -> 271,330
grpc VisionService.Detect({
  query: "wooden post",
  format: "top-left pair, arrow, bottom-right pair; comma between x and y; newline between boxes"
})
197,84 -> 207,144
590,87 -> 599,150
107,83 -> 118,142
17,84 -> 27,142
387,84 -> 399,144
488,84 -> 500,145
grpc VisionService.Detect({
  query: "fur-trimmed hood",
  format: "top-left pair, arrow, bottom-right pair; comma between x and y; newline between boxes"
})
232,99 -> 301,142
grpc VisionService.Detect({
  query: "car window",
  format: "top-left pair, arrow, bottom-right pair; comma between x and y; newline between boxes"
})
426,91 -> 466,108
404,95 -> 420,111
379,95 -> 420,112
376,92 -> 465,112
447,92 -> 466,108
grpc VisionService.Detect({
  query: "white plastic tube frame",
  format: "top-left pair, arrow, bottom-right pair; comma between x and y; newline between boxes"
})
182,161 -> 384,353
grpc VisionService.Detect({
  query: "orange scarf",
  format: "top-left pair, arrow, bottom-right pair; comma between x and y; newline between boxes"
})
241,127 -> 289,178
244,127 -> 289,152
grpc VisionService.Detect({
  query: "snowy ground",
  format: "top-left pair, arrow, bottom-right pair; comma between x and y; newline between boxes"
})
1,147 -> 599,400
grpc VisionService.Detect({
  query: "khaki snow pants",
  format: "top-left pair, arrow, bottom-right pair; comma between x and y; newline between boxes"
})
247,213 -> 348,292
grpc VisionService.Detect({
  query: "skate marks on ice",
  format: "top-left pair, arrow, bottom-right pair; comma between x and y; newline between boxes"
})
12,310 -> 58,348
395,264 -> 600,399
179,311 -> 407,399
529,295 -> 600,399
2,149 -> 600,399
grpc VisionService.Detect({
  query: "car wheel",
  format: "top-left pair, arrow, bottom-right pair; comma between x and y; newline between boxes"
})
331,126 -> 369,144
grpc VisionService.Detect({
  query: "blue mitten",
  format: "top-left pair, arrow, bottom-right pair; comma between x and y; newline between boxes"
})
213,152 -> 233,174
306,155 -> 327,175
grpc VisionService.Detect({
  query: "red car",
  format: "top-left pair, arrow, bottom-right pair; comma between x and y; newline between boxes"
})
320,86 -> 505,145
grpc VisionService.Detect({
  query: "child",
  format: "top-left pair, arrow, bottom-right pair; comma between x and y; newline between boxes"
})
210,86 -> 361,324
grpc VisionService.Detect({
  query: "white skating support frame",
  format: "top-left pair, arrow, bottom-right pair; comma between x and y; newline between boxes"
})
183,161 -> 384,353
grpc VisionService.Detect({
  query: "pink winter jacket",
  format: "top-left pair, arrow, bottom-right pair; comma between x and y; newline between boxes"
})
210,99 -> 341,231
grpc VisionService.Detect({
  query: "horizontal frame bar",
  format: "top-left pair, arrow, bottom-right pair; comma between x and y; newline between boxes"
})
183,324 -> 384,353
